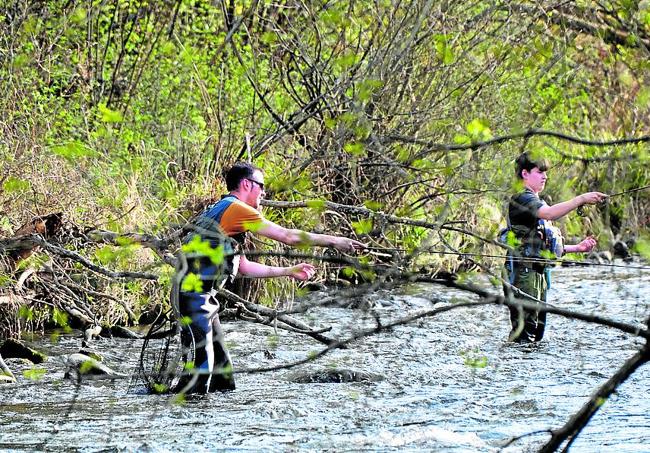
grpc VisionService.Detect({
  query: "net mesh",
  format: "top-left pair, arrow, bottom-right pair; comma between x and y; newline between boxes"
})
137,308 -> 188,394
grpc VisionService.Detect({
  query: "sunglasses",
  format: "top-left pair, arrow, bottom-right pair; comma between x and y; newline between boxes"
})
246,178 -> 265,191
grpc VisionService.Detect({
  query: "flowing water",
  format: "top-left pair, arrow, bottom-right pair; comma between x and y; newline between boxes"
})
1,264 -> 649,452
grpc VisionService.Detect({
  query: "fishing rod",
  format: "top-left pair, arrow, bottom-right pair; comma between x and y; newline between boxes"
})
607,184 -> 650,199
359,247 -> 650,272
577,183 -> 650,216
418,250 -> 650,271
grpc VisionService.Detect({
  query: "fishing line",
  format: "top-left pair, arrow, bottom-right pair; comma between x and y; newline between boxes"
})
416,249 -> 650,271
364,247 -> 650,270
359,247 -> 650,272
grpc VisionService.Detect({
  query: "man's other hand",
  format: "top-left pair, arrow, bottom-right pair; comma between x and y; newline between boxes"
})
289,263 -> 316,281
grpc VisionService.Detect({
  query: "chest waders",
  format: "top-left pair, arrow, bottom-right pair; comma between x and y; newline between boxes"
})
138,197 -> 242,394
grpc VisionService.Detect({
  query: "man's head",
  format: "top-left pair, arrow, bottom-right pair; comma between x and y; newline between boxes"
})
515,152 -> 550,193
225,162 -> 265,209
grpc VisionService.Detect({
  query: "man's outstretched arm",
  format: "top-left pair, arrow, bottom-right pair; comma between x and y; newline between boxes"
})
256,220 -> 365,252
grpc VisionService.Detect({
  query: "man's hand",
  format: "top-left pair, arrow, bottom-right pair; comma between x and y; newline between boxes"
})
331,237 -> 366,253
579,192 -> 608,205
288,263 -> 316,281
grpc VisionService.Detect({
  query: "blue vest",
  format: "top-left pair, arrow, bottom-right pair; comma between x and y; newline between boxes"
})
181,196 -> 242,291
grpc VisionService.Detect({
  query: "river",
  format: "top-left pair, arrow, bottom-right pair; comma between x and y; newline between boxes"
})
1,264 -> 648,452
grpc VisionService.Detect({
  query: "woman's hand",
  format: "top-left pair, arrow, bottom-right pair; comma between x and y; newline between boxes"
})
579,192 -> 608,205
567,236 -> 598,253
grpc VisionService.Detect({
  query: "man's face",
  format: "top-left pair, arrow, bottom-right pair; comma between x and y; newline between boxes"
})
521,167 -> 547,193
243,170 -> 266,209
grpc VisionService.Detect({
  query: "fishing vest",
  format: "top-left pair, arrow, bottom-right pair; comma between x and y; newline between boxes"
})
180,196 -> 244,291
499,218 -> 564,278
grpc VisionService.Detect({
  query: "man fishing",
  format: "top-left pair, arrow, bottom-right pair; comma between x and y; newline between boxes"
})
504,152 -> 608,343
174,162 -> 365,394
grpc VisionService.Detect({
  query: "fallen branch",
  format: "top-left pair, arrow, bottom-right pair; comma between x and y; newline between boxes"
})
0,234 -> 160,280
216,287 -> 339,346
539,346 -> 649,453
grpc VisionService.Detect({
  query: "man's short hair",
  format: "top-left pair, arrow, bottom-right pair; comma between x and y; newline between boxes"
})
225,162 -> 262,191
515,152 -> 550,179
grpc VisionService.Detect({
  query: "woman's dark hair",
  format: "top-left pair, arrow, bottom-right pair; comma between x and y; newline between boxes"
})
515,152 -> 550,179
225,162 -> 262,191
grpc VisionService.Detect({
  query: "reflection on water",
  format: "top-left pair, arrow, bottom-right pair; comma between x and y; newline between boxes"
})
0,265 -> 648,451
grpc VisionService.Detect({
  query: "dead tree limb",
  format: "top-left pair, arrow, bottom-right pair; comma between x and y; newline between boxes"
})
378,129 -> 650,159
215,287 -> 339,346
0,234 -> 160,280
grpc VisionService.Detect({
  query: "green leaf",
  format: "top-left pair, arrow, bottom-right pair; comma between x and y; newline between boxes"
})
50,331 -> 61,344
363,200 -> 383,211
321,9 -> 350,27
324,116 -> 337,129
95,246 -> 118,265
53,308 -> 68,327
466,118 -> 492,140
434,35 -> 455,64
636,86 -> 650,109
18,305 -> 33,321
152,383 -> 168,394
160,42 -> 176,56
0,273 -> 12,287
461,348 -> 488,368
72,7 -> 87,23
633,237 -> 650,260
180,273 -> 203,293
464,355 -> 488,368
341,267 -> 356,278
506,231 -> 521,248
51,141 -> 96,160
23,367 -> 46,381
351,218 -> 373,234
306,199 -> 326,211
357,79 -> 383,102
334,53 -> 358,70
453,134 -> 470,145
261,31 -> 277,45
98,103 -> 123,123
2,177 -> 31,194
181,236 -> 226,265
344,142 -> 365,156
79,360 -> 96,375
115,236 -> 137,247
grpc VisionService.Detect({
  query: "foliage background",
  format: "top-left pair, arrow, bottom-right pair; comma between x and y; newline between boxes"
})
1,0 -> 649,328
